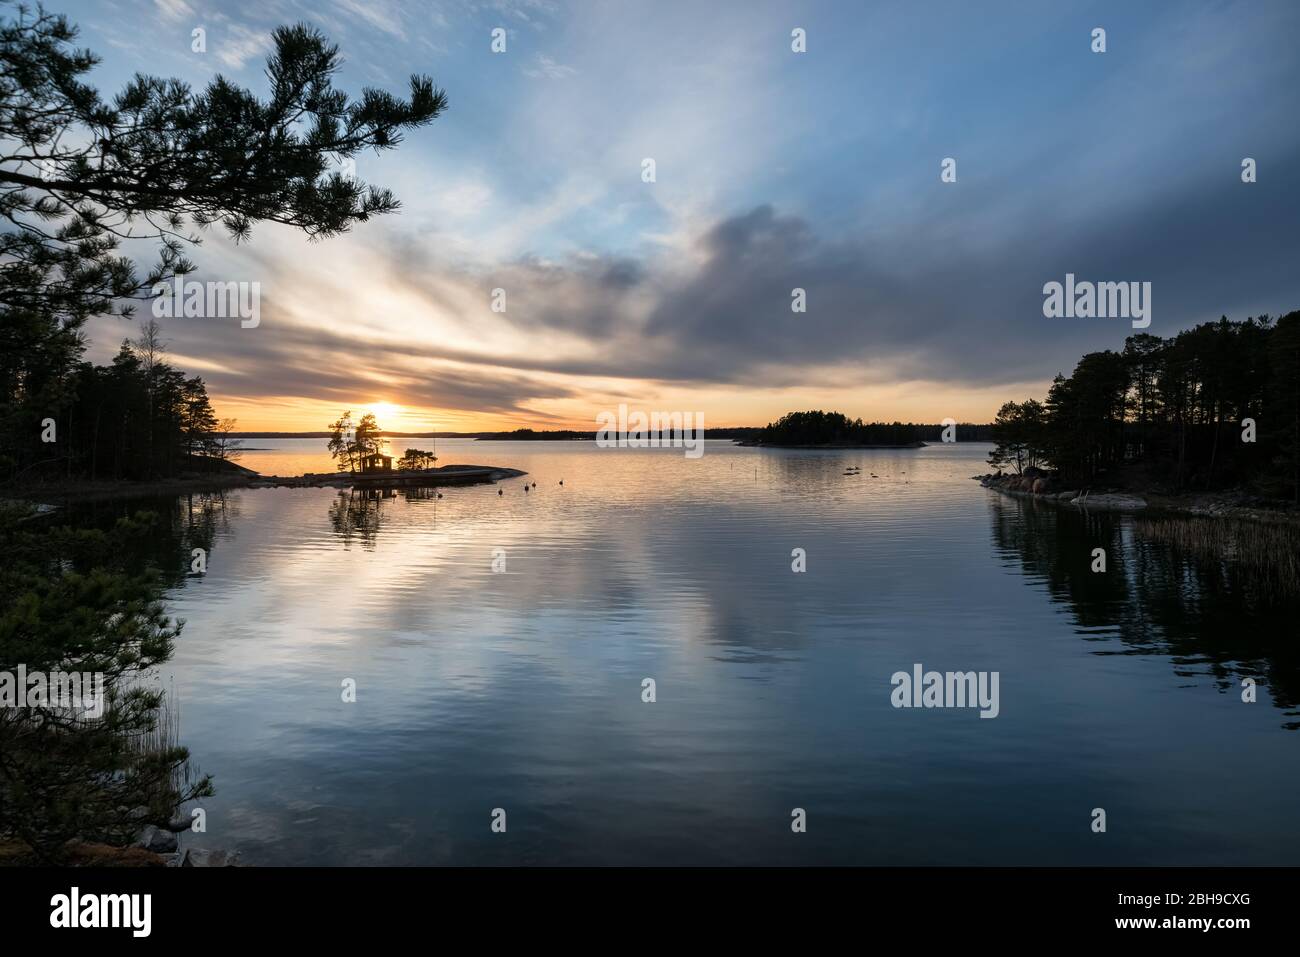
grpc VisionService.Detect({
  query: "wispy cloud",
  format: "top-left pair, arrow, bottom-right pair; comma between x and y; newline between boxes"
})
152,0 -> 194,23
522,54 -> 575,79
214,23 -> 274,69
330,0 -> 408,38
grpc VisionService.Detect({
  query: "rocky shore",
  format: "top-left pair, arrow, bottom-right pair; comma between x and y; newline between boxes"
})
134,823 -> 240,867
976,469 -> 1146,511
0,825 -> 240,867
246,464 -> 526,489
976,469 -> 1299,524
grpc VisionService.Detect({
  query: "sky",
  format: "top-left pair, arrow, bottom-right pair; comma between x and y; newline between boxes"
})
58,0 -> 1300,431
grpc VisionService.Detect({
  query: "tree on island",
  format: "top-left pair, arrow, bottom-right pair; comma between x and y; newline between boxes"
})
354,413 -> 382,466
758,410 -> 927,446
327,411 -> 385,473
398,448 -> 437,471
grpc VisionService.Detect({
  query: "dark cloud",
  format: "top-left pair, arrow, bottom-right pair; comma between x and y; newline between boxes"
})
377,147 -> 1300,403
89,305 -> 581,418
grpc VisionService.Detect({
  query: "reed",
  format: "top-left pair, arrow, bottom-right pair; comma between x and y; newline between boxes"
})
1133,515 -> 1300,600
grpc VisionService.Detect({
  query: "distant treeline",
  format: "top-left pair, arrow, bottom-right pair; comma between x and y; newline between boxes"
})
758,410 -> 993,445
474,427 -> 770,441
232,423 -> 996,442
231,431 -> 455,439
988,312 -> 1300,500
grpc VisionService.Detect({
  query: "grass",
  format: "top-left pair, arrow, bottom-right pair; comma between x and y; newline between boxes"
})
1133,514 -> 1300,600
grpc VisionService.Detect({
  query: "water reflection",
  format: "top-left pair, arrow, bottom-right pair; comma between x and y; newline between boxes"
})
42,444 -> 1300,864
328,489 -> 388,546
66,491 -> 238,586
0,500 -> 220,862
988,495 -> 1300,727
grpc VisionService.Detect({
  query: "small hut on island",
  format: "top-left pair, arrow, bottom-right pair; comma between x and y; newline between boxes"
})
359,450 -> 393,474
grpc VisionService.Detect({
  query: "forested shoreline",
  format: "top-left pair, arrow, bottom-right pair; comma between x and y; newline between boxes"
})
3,320 -> 240,484
987,313 -> 1300,502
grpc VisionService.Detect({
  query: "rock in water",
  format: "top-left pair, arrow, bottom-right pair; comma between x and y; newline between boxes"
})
136,825 -> 178,854
181,848 -> 240,867
1071,493 -> 1147,511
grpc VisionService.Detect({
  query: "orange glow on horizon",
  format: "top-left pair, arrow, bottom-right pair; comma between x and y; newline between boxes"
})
211,376 -> 1051,434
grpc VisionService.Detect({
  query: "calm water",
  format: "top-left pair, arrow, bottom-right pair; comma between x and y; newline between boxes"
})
86,440 -> 1300,865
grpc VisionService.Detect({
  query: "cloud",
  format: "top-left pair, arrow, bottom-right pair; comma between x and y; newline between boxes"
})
521,54 -> 575,80
152,0 -> 194,22
372,149 -> 1300,396
69,0 -> 1300,428
329,0 -> 408,38
98,142 -> 1300,428
214,23 -> 274,70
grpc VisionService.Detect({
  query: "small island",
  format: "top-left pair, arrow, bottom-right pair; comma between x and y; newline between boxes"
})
2,398 -> 525,505
742,410 -> 929,448
261,410 -> 528,488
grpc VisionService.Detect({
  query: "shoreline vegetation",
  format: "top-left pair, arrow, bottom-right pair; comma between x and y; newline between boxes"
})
973,312 -> 1300,555
975,469 -> 1300,524
977,470 -> 1300,601
980,314 -> 1300,509
2,461 -> 530,506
